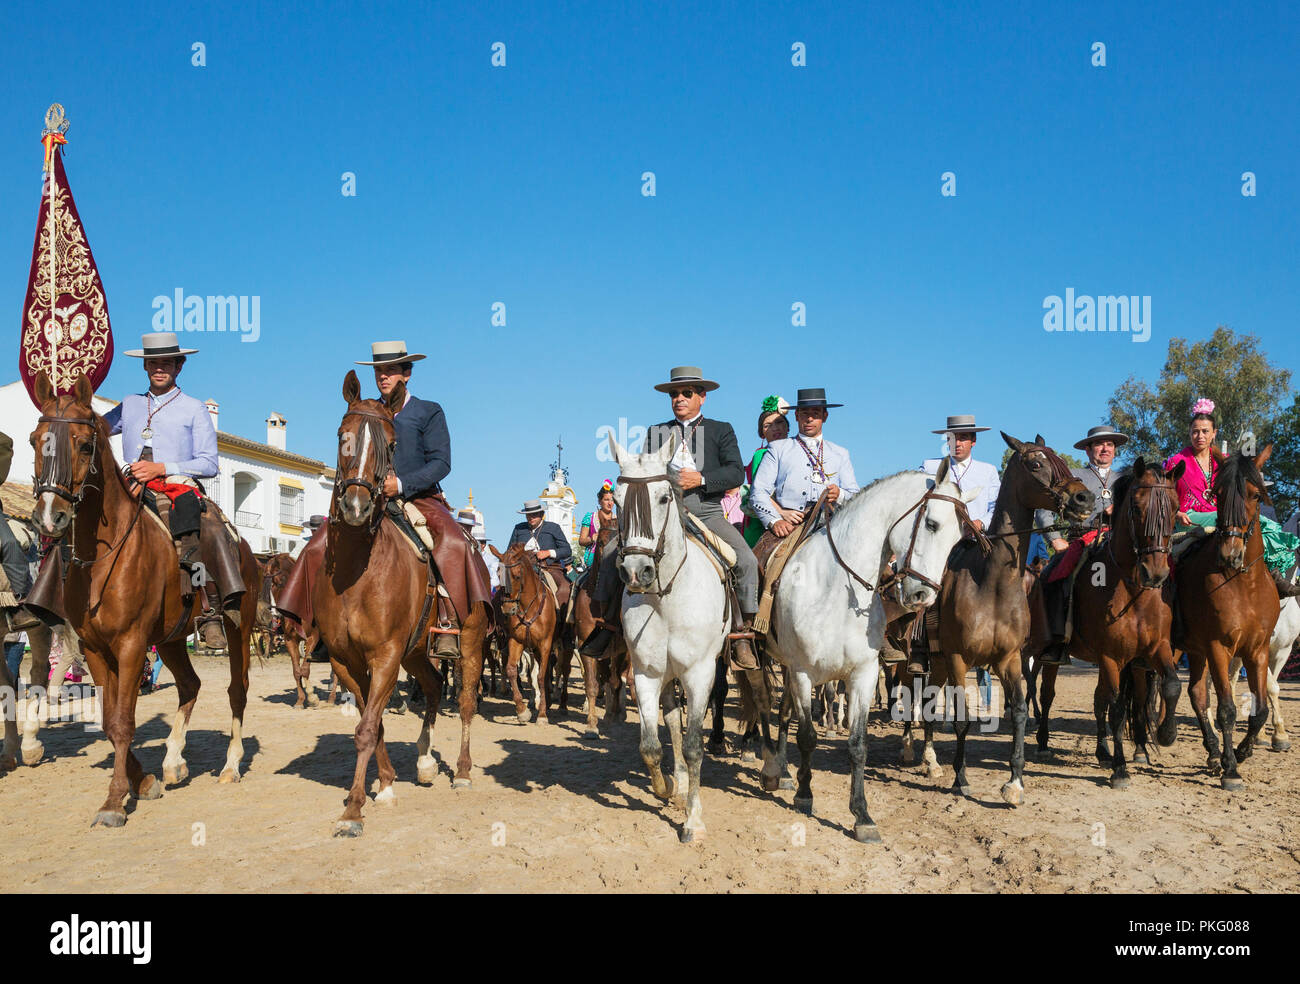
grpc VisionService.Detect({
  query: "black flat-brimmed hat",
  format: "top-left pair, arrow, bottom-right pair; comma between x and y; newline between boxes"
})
518,499 -> 545,515
793,388 -> 842,410
355,340 -> 427,366
653,366 -> 720,394
1073,424 -> 1129,451
932,413 -> 990,435
124,331 -> 199,358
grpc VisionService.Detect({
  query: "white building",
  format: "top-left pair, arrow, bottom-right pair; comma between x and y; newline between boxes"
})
0,381 -> 332,557
538,464 -> 579,550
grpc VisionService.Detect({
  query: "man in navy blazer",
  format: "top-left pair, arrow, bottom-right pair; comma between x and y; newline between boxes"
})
508,499 -> 574,608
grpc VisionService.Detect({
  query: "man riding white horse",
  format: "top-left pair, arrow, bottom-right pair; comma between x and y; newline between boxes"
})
582,365 -> 761,668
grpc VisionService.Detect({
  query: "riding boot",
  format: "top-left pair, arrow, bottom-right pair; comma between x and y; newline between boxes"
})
1038,573 -> 1071,666
430,590 -> 462,660
1273,569 -> 1300,599
580,590 -> 623,659
908,625 -> 930,676
727,590 -> 759,671
200,507 -> 245,627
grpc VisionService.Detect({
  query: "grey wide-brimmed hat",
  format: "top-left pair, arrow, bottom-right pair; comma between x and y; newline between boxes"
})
1073,424 -> 1129,451
932,414 -> 990,435
305,514 -> 327,529
654,366 -> 720,394
124,331 -> 198,358
354,340 -> 427,367
794,388 -> 842,410
518,499 -> 545,515
456,508 -> 478,526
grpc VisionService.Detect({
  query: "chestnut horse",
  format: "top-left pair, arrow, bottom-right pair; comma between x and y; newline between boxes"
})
1025,458 -> 1184,788
315,370 -> 489,836
29,372 -> 259,826
252,552 -> 292,662
1176,447 -> 1281,790
925,433 -> 1094,805
491,542 -> 563,725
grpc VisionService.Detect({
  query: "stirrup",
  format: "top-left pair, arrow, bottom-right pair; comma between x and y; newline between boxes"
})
431,621 -> 462,660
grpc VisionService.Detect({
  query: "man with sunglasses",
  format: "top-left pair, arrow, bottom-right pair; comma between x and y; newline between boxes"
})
582,366 -> 761,669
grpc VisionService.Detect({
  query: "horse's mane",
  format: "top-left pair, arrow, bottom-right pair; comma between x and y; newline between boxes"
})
1111,468 -> 1135,511
1214,452 -> 1270,527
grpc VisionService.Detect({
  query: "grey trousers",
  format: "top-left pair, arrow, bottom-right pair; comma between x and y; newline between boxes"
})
592,492 -> 759,614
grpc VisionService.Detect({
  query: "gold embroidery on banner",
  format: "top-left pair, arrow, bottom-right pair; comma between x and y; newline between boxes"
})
22,182 -> 111,393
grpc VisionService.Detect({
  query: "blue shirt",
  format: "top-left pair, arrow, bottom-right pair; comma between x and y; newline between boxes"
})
750,435 -> 859,527
103,388 -> 219,478
922,456 -> 1000,529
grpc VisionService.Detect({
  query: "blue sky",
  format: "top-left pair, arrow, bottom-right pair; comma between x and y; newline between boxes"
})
3,1 -> 1297,540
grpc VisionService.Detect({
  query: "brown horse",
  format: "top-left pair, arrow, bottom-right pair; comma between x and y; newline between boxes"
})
1176,447 -> 1281,790
252,551 -> 292,662
29,372 -> 259,826
571,519 -> 630,733
314,370 -> 489,836
1025,458 -> 1184,788
490,542 -> 563,724
926,433 -> 1094,805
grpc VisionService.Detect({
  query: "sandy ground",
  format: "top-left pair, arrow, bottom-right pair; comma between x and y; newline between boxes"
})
2,653 -> 1298,894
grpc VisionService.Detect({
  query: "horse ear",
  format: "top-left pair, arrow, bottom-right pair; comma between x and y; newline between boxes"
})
342,370 -> 361,404
488,544 -> 502,559
1168,459 -> 1186,482
934,457 -> 950,485
658,430 -> 679,467
1035,433 -> 1046,446
1001,432 -> 1026,454
961,485 -> 981,504
73,372 -> 93,407
386,378 -> 406,415
1133,456 -> 1146,478
607,433 -> 627,470
1255,443 -> 1274,471
33,370 -> 54,408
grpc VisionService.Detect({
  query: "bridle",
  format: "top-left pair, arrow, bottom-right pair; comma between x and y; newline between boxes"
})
498,551 -> 546,628
331,407 -> 395,529
615,473 -> 688,595
1105,477 -> 1177,604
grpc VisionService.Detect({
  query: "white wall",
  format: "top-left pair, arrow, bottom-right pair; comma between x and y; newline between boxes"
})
0,380 -> 124,483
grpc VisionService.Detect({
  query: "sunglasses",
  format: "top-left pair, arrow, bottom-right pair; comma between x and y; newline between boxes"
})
668,388 -> 698,399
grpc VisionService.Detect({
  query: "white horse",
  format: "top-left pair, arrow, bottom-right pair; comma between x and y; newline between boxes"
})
765,468 -> 975,842
1231,595 -> 1299,752
609,434 -> 727,843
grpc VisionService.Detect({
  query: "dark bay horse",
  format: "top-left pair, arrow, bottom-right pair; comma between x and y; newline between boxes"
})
491,542 -> 562,725
316,371 -> 489,836
253,551 -> 292,662
926,433 -> 1094,805
1025,458 -> 1184,788
1176,447 -> 1281,790
29,372 -> 260,826
571,519 -> 630,733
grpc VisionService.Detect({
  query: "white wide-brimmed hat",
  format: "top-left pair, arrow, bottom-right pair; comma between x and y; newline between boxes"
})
932,413 -> 990,435
124,331 -> 198,358
355,340 -> 427,366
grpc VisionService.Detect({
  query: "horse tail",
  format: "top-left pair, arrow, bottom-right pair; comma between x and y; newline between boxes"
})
1118,662 -> 1145,742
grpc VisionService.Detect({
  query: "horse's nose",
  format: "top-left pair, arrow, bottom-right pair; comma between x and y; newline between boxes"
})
636,566 -> 655,587
1071,490 -> 1094,512
618,565 -> 631,585
908,588 -> 934,608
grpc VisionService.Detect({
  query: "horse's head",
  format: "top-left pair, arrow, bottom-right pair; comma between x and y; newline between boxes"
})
333,370 -> 401,527
1213,446 -> 1271,572
1001,432 -> 1095,524
888,464 -> 981,611
1114,457 -> 1182,587
30,371 -> 102,539
491,542 -> 539,614
608,432 -> 683,593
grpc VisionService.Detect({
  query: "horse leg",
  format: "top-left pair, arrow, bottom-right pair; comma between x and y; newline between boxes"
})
158,639 -> 199,786
19,622 -> 53,766
93,642 -> 160,825
370,714 -> 398,805
998,655 -> 1028,805
774,670 -> 794,780
287,635 -> 310,708
535,626 -> 555,724
679,659 -> 713,843
1267,650 -> 1289,752
505,638 -> 528,724
1206,647 -> 1242,789
0,653 -> 17,771
707,654 -> 727,754
632,668 -> 671,801
1093,675 -> 1112,765
943,659 -> 972,796
453,609 -> 487,787
219,601 -> 253,783
1234,648 -> 1271,765
791,673 -> 816,815
402,650 -> 444,785
1102,659 -> 1131,789
847,667 -> 880,842
663,688 -> 688,808
1156,645 -> 1182,748
336,653 -> 396,836
745,665 -> 786,792
1185,650 -> 1220,770
1036,664 -> 1059,755
580,652 -> 601,738
1129,669 -> 1153,765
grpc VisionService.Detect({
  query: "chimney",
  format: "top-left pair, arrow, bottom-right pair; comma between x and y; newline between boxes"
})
205,399 -> 219,432
267,412 -> 287,451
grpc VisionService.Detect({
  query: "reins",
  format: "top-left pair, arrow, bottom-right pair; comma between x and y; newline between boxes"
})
499,553 -> 548,628
331,407 -> 394,532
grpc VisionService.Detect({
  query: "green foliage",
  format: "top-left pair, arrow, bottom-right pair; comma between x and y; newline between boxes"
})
1000,447 -> 1084,473
1263,393 -> 1300,521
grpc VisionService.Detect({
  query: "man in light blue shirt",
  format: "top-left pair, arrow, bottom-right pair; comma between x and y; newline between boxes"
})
750,388 -> 859,538
102,332 -> 243,647
921,414 -> 1000,533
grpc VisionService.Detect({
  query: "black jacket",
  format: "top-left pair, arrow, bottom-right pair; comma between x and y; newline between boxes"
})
508,520 -> 573,565
645,417 -> 745,503
393,396 -> 451,496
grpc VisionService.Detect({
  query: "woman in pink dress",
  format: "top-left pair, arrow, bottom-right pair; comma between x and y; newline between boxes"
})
1163,398 -> 1221,525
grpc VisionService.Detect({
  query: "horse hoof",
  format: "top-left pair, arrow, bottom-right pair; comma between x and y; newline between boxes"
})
333,820 -> 364,838
707,739 -> 726,756
778,777 -> 796,791
953,784 -> 971,798
373,787 -> 396,806
741,749 -> 758,764
1221,776 -> 1245,791
1131,751 -> 1149,765
91,810 -> 127,828
1110,775 -> 1131,790
452,777 -> 472,790
853,823 -> 882,844
163,763 -> 189,786
1274,738 -> 1291,753
136,775 -> 163,801
516,714 -> 530,726
0,754 -> 15,772
794,796 -> 813,816
900,748 -> 916,766
1000,781 -> 1023,806
20,743 -> 43,767
760,774 -> 781,792
218,768 -> 241,784
679,826 -> 705,844
926,764 -> 944,781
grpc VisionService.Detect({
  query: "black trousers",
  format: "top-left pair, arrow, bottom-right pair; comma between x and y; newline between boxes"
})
167,489 -> 202,538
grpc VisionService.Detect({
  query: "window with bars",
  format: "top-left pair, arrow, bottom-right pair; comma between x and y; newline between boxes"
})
279,486 -> 304,526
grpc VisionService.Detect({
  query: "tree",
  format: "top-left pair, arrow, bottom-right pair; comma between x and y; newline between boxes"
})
1000,447 -> 1084,472
1107,326 -> 1292,467
1264,392 -> 1300,522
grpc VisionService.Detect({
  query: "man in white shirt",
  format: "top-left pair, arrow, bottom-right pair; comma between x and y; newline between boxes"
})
750,388 -> 859,537
921,414 -> 1000,533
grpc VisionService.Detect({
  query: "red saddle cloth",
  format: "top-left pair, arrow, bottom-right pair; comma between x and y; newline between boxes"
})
145,478 -> 202,503
1046,529 -> 1100,583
